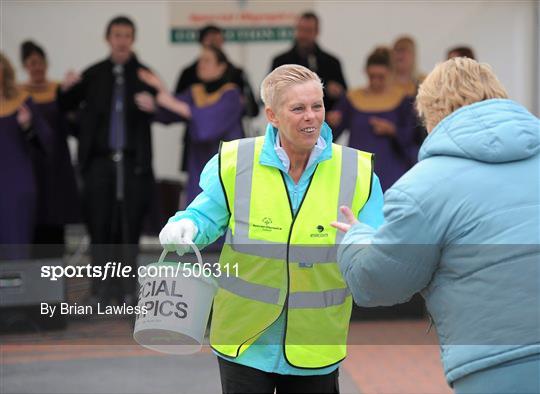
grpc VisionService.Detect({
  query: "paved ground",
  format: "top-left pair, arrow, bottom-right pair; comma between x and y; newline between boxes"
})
0,319 -> 451,394
346,321 -> 451,394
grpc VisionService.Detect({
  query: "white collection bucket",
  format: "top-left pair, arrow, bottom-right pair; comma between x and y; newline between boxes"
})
133,243 -> 217,355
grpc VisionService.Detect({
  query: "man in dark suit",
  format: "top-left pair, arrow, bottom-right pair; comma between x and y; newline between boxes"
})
174,25 -> 259,178
271,12 -> 347,110
58,16 -> 156,307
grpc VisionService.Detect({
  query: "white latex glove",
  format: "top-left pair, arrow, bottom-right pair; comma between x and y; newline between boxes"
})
159,219 -> 198,256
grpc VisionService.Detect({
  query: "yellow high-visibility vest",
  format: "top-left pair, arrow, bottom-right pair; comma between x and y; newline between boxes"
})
211,136 -> 373,369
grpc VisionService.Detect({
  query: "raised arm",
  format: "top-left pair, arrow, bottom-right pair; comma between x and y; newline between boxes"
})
57,70 -> 85,112
336,187 -> 440,307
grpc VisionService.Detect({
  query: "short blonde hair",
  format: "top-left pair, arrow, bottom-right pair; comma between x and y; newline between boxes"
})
260,64 -> 323,110
416,57 -> 508,131
0,52 -> 18,99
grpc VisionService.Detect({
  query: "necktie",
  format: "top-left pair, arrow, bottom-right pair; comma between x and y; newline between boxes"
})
109,64 -> 125,151
307,54 -> 318,73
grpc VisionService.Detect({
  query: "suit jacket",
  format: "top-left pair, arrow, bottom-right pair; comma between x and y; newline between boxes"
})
57,54 -> 156,173
271,43 -> 347,110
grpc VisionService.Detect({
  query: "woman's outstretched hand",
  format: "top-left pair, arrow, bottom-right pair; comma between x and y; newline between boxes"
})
331,206 -> 359,233
138,68 -> 165,91
134,92 -> 156,113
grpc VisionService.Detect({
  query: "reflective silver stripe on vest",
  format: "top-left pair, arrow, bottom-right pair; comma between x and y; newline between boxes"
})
230,139 -> 358,262
234,138 -> 256,240
225,229 -> 286,260
218,275 -> 281,305
226,229 -> 336,263
336,146 -> 358,245
288,244 -> 339,264
289,288 -> 350,308
217,274 -> 349,309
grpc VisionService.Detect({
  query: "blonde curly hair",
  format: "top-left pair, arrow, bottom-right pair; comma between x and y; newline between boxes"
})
416,57 -> 508,132
260,64 -> 323,111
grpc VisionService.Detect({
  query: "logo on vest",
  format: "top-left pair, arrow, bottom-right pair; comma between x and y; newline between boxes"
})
252,217 -> 283,232
310,224 -> 329,238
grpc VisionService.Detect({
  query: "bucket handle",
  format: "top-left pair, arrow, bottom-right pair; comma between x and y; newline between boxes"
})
158,240 -> 204,267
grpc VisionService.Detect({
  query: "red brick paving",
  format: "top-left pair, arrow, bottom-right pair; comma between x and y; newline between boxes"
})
1,319 -> 452,393
344,321 -> 452,394
0,319 -> 214,365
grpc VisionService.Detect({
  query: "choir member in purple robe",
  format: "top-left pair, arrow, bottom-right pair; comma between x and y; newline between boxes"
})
392,36 -> 428,146
20,41 -> 80,256
136,46 -> 244,205
328,47 -> 418,191
0,53 -> 51,259
392,36 -> 426,97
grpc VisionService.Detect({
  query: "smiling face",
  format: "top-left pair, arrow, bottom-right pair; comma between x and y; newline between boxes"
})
24,52 -> 47,85
367,64 -> 390,93
266,80 -> 325,154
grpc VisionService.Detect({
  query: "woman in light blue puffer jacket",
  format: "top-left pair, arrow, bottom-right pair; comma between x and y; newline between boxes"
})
333,58 -> 540,393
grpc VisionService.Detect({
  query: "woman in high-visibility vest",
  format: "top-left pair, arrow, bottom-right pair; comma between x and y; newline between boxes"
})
160,64 -> 385,394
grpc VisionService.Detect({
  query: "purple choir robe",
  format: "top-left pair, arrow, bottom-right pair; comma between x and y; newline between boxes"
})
155,83 -> 244,205
0,93 -> 52,258
22,82 -> 81,227
333,86 -> 418,191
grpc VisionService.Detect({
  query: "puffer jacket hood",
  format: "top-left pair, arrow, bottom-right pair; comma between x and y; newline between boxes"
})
419,99 -> 540,163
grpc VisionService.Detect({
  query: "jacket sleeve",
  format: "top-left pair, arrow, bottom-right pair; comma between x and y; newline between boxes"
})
168,154 -> 229,247
151,90 -> 190,125
356,173 -> 384,229
330,94 -> 352,141
175,69 -> 191,95
391,97 -> 419,166
237,70 -> 260,118
56,70 -> 88,113
332,58 -> 347,90
270,56 -> 280,72
338,187 -> 440,307
20,98 -> 53,156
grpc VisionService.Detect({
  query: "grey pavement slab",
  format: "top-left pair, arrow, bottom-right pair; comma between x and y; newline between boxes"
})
2,353 -> 360,394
